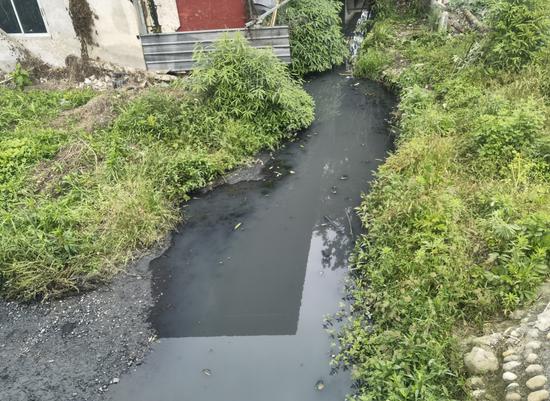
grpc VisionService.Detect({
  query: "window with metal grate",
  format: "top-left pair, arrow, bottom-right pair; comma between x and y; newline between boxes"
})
0,0 -> 47,34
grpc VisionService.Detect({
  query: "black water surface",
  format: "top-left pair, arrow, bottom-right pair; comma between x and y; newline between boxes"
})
109,70 -> 394,401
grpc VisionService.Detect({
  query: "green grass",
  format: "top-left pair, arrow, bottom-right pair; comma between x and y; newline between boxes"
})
339,1 -> 550,400
0,35 -> 314,300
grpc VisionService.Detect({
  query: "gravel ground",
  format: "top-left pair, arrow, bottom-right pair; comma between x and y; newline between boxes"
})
0,252 -> 160,401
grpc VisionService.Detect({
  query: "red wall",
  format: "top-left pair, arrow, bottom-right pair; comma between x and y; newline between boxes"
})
176,0 -> 247,31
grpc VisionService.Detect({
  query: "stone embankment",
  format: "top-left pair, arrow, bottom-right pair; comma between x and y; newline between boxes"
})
463,284 -> 550,401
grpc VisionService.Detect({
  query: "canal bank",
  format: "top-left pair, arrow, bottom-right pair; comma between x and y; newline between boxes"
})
106,69 -> 394,401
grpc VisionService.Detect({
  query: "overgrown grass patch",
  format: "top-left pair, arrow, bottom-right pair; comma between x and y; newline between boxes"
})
339,1 -> 550,400
0,35 -> 314,300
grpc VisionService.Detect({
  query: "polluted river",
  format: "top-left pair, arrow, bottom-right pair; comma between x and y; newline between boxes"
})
108,69 -> 394,401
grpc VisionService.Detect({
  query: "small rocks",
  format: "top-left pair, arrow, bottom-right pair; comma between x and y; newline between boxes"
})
528,390 -> 550,401
503,361 -> 522,371
472,333 -> 503,348
526,375 -> 548,390
510,309 -> 527,320
467,376 -> 485,389
466,376 -> 485,390
503,372 -> 518,382
463,292 -> 550,401
465,347 -> 499,374
535,308 -> 550,331
526,364 -> 544,375
504,349 -> 519,357
528,328 -> 541,338
526,341 -> 542,351
504,354 -> 521,362
472,389 -> 486,399
511,329 -> 525,338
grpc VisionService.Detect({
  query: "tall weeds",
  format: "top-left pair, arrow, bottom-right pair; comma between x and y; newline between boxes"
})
0,35 -> 314,300
340,1 -> 550,399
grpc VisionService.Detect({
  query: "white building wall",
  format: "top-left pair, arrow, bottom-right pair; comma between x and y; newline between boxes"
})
0,36 -> 17,72
155,0 -> 181,32
88,0 -> 145,69
0,0 -> 149,72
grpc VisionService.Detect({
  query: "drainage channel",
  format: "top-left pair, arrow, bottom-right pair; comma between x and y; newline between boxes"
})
108,69 -> 395,401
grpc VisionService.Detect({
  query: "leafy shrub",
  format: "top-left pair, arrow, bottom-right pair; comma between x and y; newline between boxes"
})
9,63 -> 31,90
484,0 -> 550,71
190,34 -> 314,134
278,0 -> 348,75
0,35 -> 314,300
466,98 -> 548,174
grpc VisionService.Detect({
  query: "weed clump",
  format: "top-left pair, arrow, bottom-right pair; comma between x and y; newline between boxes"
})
339,1 -> 550,400
0,35 -> 314,300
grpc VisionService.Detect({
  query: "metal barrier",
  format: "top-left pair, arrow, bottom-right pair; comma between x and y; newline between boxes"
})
140,26 -> 291,72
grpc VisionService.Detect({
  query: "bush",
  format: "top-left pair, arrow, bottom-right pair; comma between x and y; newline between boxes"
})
484,0 -> 550,71
466,98 -> 548,174
9,63 -> 31,90
279,0 -> 348,75
190,34 -> 314,134
0,35 -> 314,300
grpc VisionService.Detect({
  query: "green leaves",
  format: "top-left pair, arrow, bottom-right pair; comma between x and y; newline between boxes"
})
484,0 -> 550,71
9,63 -> 31,90
278,0 -> 349,75
0,35 -> 314,300
338,6 -> 550,401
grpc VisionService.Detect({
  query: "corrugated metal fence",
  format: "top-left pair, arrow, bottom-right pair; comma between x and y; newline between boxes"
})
141,26 -> 291,72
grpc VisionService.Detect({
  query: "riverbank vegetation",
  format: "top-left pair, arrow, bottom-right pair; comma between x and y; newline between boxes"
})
0,36 -> 314,300
338,0 -> 550,399
279,0 -> 349,75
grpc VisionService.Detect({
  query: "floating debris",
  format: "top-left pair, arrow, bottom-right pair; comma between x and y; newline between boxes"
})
289,170 -> 296,174
315,380 -> 325,391
202,368 -> 212,376
340,175 -> 349,181
331,186 -> 337,194
234,223 -> 242,231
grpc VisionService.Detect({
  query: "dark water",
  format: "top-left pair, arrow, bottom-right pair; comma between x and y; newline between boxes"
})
108,70 -> 394,401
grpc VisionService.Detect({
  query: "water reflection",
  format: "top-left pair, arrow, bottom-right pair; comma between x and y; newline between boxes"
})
108,71 -> 394,401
